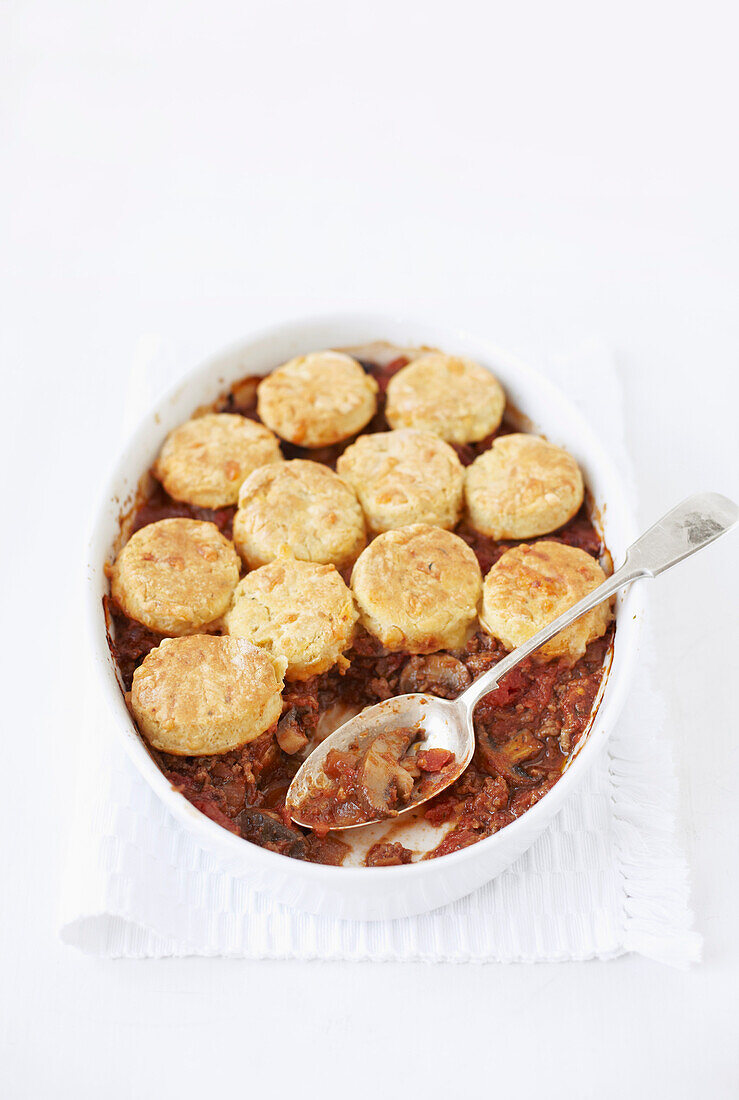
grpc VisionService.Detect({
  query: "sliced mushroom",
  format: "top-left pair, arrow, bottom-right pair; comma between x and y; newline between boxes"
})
275,707 -> 309,755
476,729 -> 542,785
358,728 -> 418,816
237,807 -> 307,859
398,654 -> 472,698
502,729 -> 543,765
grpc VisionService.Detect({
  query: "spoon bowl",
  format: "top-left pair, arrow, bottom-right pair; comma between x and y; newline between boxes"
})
288,692 -> 477,829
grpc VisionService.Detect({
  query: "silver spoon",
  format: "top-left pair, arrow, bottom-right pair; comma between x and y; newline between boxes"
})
287,492 -> 738,829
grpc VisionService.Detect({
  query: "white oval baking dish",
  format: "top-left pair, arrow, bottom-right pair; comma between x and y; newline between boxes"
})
87,314 -> 642,921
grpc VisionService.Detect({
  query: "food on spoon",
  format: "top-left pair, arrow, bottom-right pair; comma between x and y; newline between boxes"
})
358,728 -> 417,815
289,726 -> 457,834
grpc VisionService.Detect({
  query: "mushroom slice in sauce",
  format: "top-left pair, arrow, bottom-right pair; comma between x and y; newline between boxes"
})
358,727 -> 418,816
275,707 -> 309,755
398,654 -> 472,697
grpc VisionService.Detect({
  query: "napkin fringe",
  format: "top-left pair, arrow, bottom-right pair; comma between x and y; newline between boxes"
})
610,739 -> 701,968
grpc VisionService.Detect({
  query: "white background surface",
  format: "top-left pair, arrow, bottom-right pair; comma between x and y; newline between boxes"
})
2,1 -> 738,1096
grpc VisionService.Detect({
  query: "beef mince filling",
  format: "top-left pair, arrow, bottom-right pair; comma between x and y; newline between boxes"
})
108,357 -> 613,867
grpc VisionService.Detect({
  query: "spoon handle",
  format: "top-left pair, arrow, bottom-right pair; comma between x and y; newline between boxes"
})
459,492 -> 738,713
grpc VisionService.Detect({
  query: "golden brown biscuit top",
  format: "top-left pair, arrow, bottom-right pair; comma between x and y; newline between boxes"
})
154,413 -> 282,508
480,541 -> 610,662
465,432 -> 584,540
385,352 -> 505,443
257,351 -> 378,447
487,540 -> 604,607
336,428 -> 465,532
351,524 -> 482,652
225,556 -> 358,680
111,518 -> 240,635
233,459 -> 366,568
131,635 -> 286,755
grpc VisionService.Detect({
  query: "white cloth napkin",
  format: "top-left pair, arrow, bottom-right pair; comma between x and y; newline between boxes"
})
59,335 -> 701,965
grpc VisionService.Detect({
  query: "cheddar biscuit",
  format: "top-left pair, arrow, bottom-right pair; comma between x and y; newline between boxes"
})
225,557 -> 358,680
257,351 -> 378,447
232,459 -> 366,569
385,352 -> 505,444
131,635 -> 286,755
465,433 -> 584,540
336,429 -> 465,533
351,524 -> 482,652
111,518 -> 240,636
480,541 -> 610,662
154,413 -> 282,508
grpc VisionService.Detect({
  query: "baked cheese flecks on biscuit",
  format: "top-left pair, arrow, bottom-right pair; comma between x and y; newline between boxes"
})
337,429 -> 465,533
480,541 -> 610,663
385,352 -> 505,444
226,557 -> 358,680
465,433 -> 584,540
351,524 -> 482,653
131,635 -> 286,755
233,459 -> 366,569
154,413 -> 282,508
257,351 -> 378,447
111,518 -> 240,636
